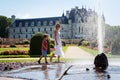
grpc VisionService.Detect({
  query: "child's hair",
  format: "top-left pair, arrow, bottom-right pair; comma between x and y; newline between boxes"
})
43,34 -> 48,38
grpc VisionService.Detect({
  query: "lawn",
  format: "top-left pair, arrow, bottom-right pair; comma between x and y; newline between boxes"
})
79,46 -> 120,58
0,47 -> 29,53
0,46 -> 68,60
0,45 -> 69,63
62,46 -> 68,53
79,46 -> 98,56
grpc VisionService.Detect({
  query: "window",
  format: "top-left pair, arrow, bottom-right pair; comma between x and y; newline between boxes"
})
50,34 -> 52,38
19,22 -> 22,27
26,29 -> 28,32
82,27 -> 83,33
26,34 -> 28,38
19,35 -> 20,38
32,28 -> 34,32
38,28 -> 40,32
37,21 -> 41,26
49,21 -> 53,25
44,21 -> 47,26
59,19 -> 61,23
50,28 -> 52,31
62,27 -> 64,30
56,21 -> 59,24
44,28 -> 46,31
62,34 -> 64,37
79,27 -> 80,33
20,29 -> 21,33
25,22 -> 28,27
13,35 -> 15,38
31,22 -> 34,26
13,29 -> 15,33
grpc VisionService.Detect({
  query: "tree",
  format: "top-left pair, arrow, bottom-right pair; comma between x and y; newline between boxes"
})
0,16 -> 11,38
105,25 -> 120,54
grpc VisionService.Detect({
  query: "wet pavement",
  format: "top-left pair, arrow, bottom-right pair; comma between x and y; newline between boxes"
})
0,63 -> 70,80
1,59 -> 120,80
62,65 -> 120,80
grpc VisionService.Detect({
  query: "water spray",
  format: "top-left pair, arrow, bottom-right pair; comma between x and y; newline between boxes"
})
94,0 -> 108,70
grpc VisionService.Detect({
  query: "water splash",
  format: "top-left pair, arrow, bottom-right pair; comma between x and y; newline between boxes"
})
97,0 -> 104,54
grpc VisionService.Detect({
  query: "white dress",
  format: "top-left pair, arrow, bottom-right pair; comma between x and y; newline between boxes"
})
54,31 -> 65,57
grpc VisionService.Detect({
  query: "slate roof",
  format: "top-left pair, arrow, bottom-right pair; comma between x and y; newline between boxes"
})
10,16 -> 68,27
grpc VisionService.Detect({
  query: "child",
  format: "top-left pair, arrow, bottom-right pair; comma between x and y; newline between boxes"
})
38,34 -> 48,64
50,24 -> 65,63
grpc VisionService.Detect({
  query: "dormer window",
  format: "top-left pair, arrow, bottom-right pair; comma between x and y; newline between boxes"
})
31,22 -> 34,26
44,21 -> 47,26
19,22 -> 22,27
56,21 -> 59,24
49,21 -> 53,26
25,22 -> 28,27
37,21 -> 41,26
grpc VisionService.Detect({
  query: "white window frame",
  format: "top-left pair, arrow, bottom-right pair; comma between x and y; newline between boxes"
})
19,22 -> 22,27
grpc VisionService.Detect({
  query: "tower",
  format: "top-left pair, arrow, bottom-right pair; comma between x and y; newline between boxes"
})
66,11 -> 69,19
11,15 -> 15,23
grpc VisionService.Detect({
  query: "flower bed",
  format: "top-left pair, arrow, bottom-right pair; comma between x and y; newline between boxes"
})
0,50 -> 28,55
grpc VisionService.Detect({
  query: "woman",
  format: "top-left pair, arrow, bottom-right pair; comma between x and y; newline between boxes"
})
50,24 -> 64,63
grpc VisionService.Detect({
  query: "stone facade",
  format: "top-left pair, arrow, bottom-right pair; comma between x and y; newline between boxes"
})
9,6 -> 105,40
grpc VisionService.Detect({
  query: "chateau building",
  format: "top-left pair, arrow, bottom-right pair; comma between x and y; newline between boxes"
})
9,6 -> 105,40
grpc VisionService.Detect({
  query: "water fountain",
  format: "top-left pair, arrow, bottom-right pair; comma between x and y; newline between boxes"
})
94,0 -> 108,71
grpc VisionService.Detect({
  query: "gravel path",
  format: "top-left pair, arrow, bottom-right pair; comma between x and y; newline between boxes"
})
65,46 -> 94,59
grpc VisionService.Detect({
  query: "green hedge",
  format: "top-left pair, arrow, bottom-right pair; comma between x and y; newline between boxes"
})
9,44 -> 16,48
29,32 -> 50,57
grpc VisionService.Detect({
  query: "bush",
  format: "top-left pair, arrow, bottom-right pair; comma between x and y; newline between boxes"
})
82,41 -> 90,46
29,32 -> 50,57
62,41 -> 66,46
23,39 -> 30,44
50,39 -> 55,45
90,42 -> 97,49
50,44 -> 54,48
0,40 -> 2,44
9,44 -> 16,48
78,39 -> 85,46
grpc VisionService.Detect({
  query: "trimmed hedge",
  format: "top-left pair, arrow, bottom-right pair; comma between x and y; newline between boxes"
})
0,40 -> 2,44
9,44 -> 16,48
23,39 -> 30,44
29,32 -> 50,57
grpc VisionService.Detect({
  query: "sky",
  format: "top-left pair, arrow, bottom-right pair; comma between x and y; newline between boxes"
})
0,0 -> 120,26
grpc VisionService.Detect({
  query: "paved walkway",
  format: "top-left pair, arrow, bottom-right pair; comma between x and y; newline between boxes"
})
65,46 -> 94,59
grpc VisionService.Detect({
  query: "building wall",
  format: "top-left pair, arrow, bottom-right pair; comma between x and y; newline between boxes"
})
9,6 -> 105,40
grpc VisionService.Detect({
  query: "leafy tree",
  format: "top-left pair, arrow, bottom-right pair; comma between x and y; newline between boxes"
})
0,16 -> 11,38
105,24 -> 120,54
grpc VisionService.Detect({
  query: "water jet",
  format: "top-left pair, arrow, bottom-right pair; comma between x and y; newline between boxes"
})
94,0 -> 109,71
